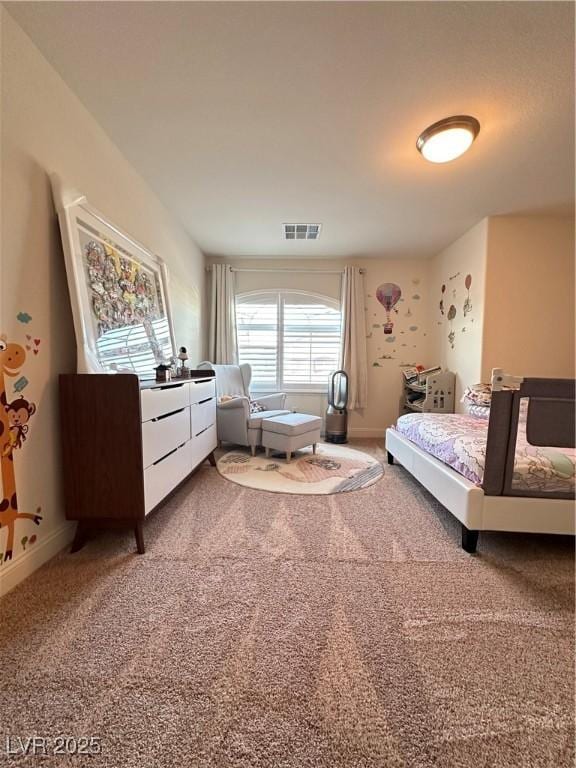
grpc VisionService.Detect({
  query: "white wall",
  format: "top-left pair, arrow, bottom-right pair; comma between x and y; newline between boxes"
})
482,215 -> 575,380
0,10 -> 206,593
428,215 -> 575,407
348,257 -> 433,435
429,219 -> 488,409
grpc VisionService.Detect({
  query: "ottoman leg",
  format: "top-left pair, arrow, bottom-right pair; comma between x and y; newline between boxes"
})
286,451 -> 292,463
265,447 -> 270,457
250,445 -> 256,457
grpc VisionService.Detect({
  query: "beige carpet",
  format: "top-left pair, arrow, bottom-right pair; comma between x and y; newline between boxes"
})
0,440 -> 573,767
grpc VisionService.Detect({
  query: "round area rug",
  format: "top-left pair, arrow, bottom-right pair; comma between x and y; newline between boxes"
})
217,443 -> 383,495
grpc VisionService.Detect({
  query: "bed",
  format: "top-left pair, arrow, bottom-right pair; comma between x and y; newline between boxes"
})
385,369 -> 576,552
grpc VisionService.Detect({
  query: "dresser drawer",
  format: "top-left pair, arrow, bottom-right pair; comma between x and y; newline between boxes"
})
189,378 -> 216,405
190,423 -> 217,470
144,441 -> 191,514
142,407 -> 190,469
141,383 -> 189,423
191,397 -> 216,438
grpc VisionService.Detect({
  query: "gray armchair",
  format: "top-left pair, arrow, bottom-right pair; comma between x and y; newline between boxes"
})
198,362 -> 289,453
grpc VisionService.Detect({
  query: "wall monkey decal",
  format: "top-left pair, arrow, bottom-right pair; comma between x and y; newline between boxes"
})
0,336 -> 41,561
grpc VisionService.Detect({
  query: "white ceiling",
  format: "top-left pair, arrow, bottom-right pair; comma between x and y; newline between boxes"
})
6,1 -> 575,259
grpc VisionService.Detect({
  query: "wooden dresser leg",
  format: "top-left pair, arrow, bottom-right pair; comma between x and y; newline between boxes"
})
134,521 -> 145,554
70,521 -> 88,553
208,451 -> 216,467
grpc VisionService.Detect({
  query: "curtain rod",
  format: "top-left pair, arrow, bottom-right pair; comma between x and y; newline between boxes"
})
206,266 -> 364,274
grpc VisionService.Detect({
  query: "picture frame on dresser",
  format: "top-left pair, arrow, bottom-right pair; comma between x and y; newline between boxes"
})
50,174 -> 176,375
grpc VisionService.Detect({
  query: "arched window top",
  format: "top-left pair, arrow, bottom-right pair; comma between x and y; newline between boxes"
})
236,290 -> 342,391
237,288 -> 339,308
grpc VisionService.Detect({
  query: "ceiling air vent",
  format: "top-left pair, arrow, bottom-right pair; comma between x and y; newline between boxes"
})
283,223 -> 322,240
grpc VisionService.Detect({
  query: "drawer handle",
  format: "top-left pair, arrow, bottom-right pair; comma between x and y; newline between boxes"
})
194,425 -> 213,438
150,383 -> 185,391
153,442 -> 186,466
198,397 -> 213,405
151,407 -> 185,422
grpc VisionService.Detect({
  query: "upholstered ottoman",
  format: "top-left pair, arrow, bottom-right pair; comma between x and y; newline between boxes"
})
261,413 -> 322,463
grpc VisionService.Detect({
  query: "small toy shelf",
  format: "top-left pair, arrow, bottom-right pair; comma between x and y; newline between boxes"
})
401,370 -> 455,415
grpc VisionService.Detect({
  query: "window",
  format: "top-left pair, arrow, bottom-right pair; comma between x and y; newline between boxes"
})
236,291 -> 342,391
96,317 -> 172,376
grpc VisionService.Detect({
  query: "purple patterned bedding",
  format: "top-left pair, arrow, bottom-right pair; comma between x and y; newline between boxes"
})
395,413 -> 576,494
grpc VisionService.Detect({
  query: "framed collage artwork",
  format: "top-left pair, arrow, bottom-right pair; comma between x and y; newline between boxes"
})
51,175 -> 176,377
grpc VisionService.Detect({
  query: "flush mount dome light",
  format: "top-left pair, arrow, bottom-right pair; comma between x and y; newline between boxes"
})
416,115 -> 480,163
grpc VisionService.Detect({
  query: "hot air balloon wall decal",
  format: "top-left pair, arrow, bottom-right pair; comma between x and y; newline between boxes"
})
439,284 -> 446,316
463,274 -> 472,316
376,283 -> 402,334
447,304 -> 457,349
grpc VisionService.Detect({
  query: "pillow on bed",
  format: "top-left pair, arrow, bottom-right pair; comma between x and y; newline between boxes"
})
462,386 -> 529,422
463,402 -> 491,419
462,383 -> 493,407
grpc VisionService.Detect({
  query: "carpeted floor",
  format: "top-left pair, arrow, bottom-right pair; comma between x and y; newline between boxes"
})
0,440 -> 573,767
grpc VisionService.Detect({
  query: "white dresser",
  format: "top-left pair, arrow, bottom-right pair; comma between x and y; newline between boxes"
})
141,378 -> 217,513
59,373 -> 217,553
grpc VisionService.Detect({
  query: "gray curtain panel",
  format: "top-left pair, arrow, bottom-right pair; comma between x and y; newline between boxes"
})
340,266 -> 368,409
208,264 -> 238,364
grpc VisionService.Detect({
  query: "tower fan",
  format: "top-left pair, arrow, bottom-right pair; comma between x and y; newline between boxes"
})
325,370 -> 349,443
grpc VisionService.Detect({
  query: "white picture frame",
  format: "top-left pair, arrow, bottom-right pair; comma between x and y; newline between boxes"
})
51,175 -> 176,375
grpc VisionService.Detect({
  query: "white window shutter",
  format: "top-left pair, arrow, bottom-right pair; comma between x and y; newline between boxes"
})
236,291 -> 341,390
236,294 -> 279,389
282,298 -> 341,387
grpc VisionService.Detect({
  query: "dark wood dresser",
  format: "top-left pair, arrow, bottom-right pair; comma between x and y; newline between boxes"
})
59,373 -> 217,553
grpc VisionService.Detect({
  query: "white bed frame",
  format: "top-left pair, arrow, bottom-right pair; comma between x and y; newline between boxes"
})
385,368 -> 575,551
385,428 -> 575,545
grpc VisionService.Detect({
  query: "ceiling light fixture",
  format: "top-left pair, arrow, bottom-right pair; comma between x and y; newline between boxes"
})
416,115 -> 480,163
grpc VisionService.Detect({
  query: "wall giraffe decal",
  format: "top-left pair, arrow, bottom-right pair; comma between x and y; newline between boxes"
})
0,336 -> 41,561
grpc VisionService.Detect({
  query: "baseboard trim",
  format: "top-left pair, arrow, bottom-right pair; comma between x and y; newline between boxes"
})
348,428 -> 386,439
0,521 -> 75,597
